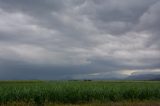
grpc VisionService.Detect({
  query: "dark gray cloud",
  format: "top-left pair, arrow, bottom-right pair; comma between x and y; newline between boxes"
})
80,0 -> 158,35
0,0 -> 159,80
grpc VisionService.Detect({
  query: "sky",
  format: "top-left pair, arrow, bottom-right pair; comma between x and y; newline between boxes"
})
0,0 -> 160,80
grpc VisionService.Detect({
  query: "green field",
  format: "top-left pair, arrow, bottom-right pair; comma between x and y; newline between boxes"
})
0,81 -> 160,105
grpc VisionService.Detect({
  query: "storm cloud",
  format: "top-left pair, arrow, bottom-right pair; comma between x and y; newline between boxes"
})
0,0 -> 159,80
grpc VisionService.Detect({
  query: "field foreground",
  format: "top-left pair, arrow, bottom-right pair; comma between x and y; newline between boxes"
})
0,81 -> 160,105
1,101 -> 160,106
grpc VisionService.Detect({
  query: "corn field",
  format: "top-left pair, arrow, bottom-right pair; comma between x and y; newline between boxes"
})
0,81 -> 160,105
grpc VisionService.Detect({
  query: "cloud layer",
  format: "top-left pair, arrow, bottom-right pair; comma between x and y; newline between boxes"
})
0,0 -> 159,80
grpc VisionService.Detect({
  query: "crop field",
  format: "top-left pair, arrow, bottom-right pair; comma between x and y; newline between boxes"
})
0,81 -> 160,106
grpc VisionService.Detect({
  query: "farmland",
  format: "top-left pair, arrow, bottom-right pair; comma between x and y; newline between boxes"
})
0,81 -> 160,106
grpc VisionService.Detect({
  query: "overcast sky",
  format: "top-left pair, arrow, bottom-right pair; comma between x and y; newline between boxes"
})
0,0 -> 159,80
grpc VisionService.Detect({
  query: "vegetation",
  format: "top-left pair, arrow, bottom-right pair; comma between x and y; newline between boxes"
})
1,101 -> 160,106
0,81 -> 160,105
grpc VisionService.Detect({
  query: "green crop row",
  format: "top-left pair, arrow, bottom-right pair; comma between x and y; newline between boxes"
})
0,81 -> 159,104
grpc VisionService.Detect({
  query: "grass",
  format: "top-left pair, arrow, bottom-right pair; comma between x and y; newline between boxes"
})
1,101 -> 160,106
0,80 -> 160,105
